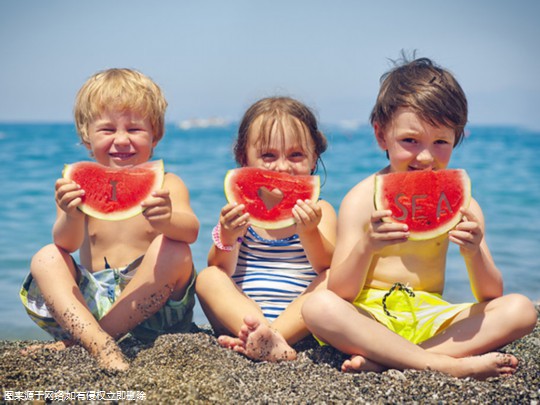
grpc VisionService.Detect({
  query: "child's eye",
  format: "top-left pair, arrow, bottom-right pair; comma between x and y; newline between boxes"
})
401,138 -> 417,144
261,152 -> 275,160
290,151 -> 306,159
435,139 -> 451,145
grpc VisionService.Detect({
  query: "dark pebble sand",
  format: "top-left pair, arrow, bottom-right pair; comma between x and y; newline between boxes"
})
2,308 -> 539,403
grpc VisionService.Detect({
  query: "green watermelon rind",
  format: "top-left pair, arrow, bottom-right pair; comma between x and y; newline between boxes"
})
374,169 -> 471,241
224,168 -> 321,230
62,160 -> 165,221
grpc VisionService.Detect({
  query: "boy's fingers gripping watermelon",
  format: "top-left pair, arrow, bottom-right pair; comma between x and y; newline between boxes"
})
224,167 -> 320,229
374,169 -> 471,240
62,160 -> 165,221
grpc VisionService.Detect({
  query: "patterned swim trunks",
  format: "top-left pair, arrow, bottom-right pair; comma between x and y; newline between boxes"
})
20,255 -> 196,342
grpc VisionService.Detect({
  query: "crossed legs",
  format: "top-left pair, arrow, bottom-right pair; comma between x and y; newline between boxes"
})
302,290 -> 536,379
28,235 -> 193,370
195,265 -> 328,361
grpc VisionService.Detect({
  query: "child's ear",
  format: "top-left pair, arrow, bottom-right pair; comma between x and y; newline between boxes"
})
373,122 -> 387,151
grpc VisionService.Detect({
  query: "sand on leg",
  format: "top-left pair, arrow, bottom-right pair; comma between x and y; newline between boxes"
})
99,236 -> 194,338
29,244 -> 129,371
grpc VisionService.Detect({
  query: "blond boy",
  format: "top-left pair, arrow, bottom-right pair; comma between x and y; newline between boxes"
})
21,69 -> 199,370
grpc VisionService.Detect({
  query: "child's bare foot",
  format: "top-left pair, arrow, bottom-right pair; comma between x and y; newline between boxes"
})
217,335 -> 244,350
449,352 -> 518,380
91,337 -> 129,372
21,339 -> 75,355
235,316 -> 297,362
21,337 -> 128,371
342,354 -> 386,373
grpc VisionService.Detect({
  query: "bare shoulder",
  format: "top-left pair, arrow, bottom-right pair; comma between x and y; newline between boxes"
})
335,173 -> 379,232
468,197 -> 486,223
163,171 -> 188,189
469,197 -> 482,212
317,199 -> 336,214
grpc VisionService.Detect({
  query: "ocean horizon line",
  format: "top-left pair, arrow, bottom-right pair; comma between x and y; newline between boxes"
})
1,120 -> 539,135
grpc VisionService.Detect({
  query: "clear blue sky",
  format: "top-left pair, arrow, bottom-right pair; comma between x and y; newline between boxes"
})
1,0 -> 539,129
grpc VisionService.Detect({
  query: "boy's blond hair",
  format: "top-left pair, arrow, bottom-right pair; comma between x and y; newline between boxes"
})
74,68 -> 168,144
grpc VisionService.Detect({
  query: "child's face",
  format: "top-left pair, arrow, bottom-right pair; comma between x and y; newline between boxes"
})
85,109 -> 156,168
245,118 -> 316,176
375,107 -> 455,172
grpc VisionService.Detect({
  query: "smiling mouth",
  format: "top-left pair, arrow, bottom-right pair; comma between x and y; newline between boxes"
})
110,153 -> 135,159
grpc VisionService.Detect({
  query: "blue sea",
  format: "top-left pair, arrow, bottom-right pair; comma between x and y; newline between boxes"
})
1,123 -> 539,340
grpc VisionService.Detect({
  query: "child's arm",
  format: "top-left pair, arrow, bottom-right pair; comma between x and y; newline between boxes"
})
449,199 -> 503,301
141,173 -> 199,243
52,178 -> 86,252
207,203 -> 250,275
328,179 -> 409,301
294,199 -> 337,273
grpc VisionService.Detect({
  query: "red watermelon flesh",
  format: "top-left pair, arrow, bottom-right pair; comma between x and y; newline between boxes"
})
374,169 -> 471,240
63,160 -> 164,221
224,167 -> 320,229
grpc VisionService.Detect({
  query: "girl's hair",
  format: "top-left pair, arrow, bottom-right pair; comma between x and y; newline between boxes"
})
74,68 -> 168,144
370,56 -> 468,146
234,97 -> 328,171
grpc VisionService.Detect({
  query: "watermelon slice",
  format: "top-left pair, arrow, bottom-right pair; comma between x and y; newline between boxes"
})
374,169 -> 471,240
63,160 -> 164,221
224,167 -> 320,229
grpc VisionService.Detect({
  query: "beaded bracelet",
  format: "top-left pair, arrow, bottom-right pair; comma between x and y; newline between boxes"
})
212,223 -> 243,252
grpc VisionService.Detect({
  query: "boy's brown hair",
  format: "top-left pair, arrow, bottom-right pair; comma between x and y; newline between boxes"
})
370,56 -> 468,146
74,68 -> 168,144
234,96 -> 327,172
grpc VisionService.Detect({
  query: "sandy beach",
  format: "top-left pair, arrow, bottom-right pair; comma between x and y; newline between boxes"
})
1,307 -> 539,403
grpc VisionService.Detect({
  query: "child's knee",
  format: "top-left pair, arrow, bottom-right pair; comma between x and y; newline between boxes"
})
194,266 -> 226,296
194,266 -> 213,292
302,290 -> 339,324
507,294 -> 538,332
30,244 -> 71,277
493,294 -> 537,334
151,235 -> 193,267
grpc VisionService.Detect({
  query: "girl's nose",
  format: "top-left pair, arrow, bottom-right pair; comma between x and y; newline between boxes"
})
274,158 -> 292,173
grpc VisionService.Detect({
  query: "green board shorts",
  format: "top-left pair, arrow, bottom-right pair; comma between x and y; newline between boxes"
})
20,255 -> 196,343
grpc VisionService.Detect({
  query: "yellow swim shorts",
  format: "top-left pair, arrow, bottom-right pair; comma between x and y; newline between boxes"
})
353,283 -> 473,344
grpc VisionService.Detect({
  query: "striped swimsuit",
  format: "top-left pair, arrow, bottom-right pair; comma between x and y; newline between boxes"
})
233,226 -> 317,320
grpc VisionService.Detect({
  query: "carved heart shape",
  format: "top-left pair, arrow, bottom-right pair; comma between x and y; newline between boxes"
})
257,186 -> 284,210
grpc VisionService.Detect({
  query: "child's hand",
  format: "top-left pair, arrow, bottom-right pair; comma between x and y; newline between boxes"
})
141,189 -> 173,229
293,199 -> 322,234
220,203 -> 250,244
55,178 -> 85,216
449,207 -> 483,256
367,209 -> 409,252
